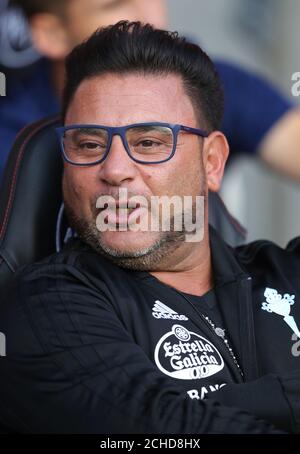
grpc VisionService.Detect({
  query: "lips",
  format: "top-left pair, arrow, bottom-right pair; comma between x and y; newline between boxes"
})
100,200 -> 146,227
115,201 -> 141,212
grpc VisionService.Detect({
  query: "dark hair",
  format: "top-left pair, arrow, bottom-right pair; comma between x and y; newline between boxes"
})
63,21 -> 224,131
10,0 -> 68,18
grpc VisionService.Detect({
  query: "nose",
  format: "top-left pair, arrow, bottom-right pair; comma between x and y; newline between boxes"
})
99,134 -> 138,186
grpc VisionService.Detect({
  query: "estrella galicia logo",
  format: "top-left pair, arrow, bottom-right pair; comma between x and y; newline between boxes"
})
154,325 -> 224,380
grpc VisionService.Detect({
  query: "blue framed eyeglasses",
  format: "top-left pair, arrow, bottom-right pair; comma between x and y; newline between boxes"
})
55,122 -> 208,166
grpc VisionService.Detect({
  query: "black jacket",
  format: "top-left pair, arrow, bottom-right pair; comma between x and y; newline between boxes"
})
0,228 -> 299,434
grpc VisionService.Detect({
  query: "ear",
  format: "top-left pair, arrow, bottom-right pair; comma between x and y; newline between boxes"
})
202,131 -> 229,192
29,13 -> 71,59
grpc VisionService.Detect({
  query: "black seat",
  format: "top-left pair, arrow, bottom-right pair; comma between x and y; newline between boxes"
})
0,115 -> 62,287
0,115 -> 246,289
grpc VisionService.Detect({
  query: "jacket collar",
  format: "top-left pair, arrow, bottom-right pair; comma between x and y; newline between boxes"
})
209,225 -> 250,285
209,226 -> 258,380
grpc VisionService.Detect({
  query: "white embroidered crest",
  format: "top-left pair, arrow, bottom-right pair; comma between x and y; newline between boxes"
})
261,287 -> 300,338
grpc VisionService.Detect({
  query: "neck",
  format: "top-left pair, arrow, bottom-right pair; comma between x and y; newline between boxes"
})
52,60 -> 65,100
150,228 -> 212,297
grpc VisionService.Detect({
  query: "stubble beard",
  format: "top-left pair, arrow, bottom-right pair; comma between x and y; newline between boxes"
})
63,172 -> 206,271
64,200 -> 187,270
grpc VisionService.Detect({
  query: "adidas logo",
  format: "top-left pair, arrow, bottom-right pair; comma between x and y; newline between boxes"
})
152,300 -> 188,321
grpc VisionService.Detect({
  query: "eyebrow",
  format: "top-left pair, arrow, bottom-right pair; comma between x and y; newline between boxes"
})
128,126 -> 171,134
67,128 -> 107,137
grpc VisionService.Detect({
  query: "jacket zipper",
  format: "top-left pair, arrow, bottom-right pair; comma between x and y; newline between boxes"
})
237,276 -> 259,381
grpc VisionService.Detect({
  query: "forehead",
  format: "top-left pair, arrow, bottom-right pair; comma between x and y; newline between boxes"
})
65,72 -> 197,127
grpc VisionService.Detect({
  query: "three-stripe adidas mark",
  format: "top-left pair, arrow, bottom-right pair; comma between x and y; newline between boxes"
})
152,300 -> 188,321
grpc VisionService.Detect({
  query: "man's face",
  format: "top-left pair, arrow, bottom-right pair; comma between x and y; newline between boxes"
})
65,0 -> 167,46
63,73 -> 207,270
